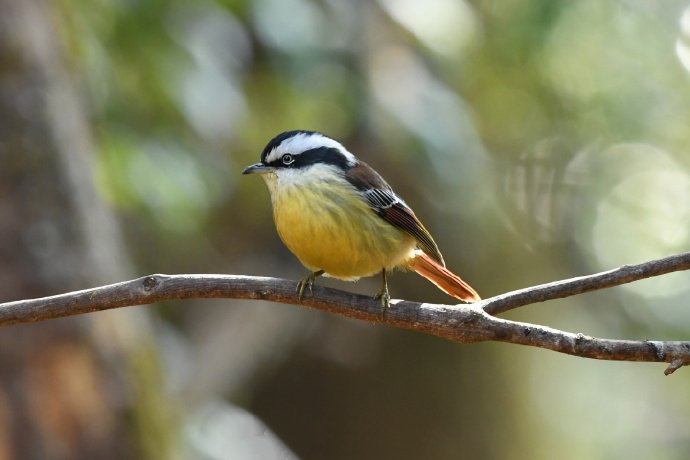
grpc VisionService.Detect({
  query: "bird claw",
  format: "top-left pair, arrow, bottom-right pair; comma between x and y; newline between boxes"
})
374,268 -> 391,319
374,288 -> 391,310
296,278 -> 312,302
297,270 -> 324,302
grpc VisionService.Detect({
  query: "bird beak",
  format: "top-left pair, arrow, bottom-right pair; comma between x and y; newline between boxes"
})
242,163 -> 273,175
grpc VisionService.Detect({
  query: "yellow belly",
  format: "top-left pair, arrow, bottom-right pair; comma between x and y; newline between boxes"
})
269,179 -> 416,280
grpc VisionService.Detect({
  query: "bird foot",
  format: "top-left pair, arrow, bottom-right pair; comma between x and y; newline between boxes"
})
373,288 -> 391,310
296,270 -> 324,302
374,285 -> 391,320
374,269 -> 391,319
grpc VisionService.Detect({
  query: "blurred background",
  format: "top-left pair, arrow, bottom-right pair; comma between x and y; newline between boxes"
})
2,0 -> 690,458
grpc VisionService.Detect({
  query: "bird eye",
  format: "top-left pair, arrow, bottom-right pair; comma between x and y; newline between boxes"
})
281,154 -> 294,165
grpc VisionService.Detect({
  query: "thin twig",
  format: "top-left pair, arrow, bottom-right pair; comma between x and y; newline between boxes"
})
481,251 -> 690,315
1,251 -> 689,374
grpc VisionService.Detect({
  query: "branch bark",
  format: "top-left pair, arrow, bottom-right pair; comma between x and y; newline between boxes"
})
482,251 -> 690,315
2,251 -> 690,375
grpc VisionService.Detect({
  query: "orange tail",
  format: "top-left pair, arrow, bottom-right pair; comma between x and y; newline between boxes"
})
406,251 -> 481,302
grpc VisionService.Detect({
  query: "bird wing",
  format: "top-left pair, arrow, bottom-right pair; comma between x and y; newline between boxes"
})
345,162 -> 445,267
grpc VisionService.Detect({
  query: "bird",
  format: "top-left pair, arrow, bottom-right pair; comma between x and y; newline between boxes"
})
243,130 -> 480,310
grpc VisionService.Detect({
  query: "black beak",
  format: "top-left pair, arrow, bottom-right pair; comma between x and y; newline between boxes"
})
242,163 -> 273,175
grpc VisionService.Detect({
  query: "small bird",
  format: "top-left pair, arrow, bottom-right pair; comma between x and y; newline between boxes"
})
243,130 -> 480,309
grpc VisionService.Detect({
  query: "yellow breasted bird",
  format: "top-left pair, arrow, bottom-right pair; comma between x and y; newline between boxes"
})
243,130 -> 480,308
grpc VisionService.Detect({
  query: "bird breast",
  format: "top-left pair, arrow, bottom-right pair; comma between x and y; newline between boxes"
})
264,169 -> 416,280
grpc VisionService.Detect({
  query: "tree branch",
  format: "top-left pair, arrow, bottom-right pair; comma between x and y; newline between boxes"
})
2,251 -> 690,375
482,251 -> 690,315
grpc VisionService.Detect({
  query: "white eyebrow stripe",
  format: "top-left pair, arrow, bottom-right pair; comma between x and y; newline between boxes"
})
265,132 -> 357,165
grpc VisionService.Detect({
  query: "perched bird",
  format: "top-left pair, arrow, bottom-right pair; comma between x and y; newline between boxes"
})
243,130 -> 480,309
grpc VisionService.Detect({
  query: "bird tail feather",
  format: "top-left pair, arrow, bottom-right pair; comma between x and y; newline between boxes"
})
406,251 -> 480,302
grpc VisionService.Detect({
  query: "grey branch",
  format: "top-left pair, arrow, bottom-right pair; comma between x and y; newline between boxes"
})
2,251 -> 690,375
482,251 -> 690,315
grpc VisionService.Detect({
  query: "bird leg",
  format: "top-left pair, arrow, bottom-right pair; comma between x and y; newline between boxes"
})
297,270 -> 324,302
374,268 -> 391,314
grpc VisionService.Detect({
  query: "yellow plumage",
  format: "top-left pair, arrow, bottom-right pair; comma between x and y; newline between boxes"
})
261,165 -> 416,280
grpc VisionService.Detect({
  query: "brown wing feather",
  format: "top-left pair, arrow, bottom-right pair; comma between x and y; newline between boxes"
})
345,162 -> 445,266
379,204 -> 445,266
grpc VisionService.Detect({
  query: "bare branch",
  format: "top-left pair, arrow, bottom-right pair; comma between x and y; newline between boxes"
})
482,251 -> 690,315
1,251 -> 690,374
